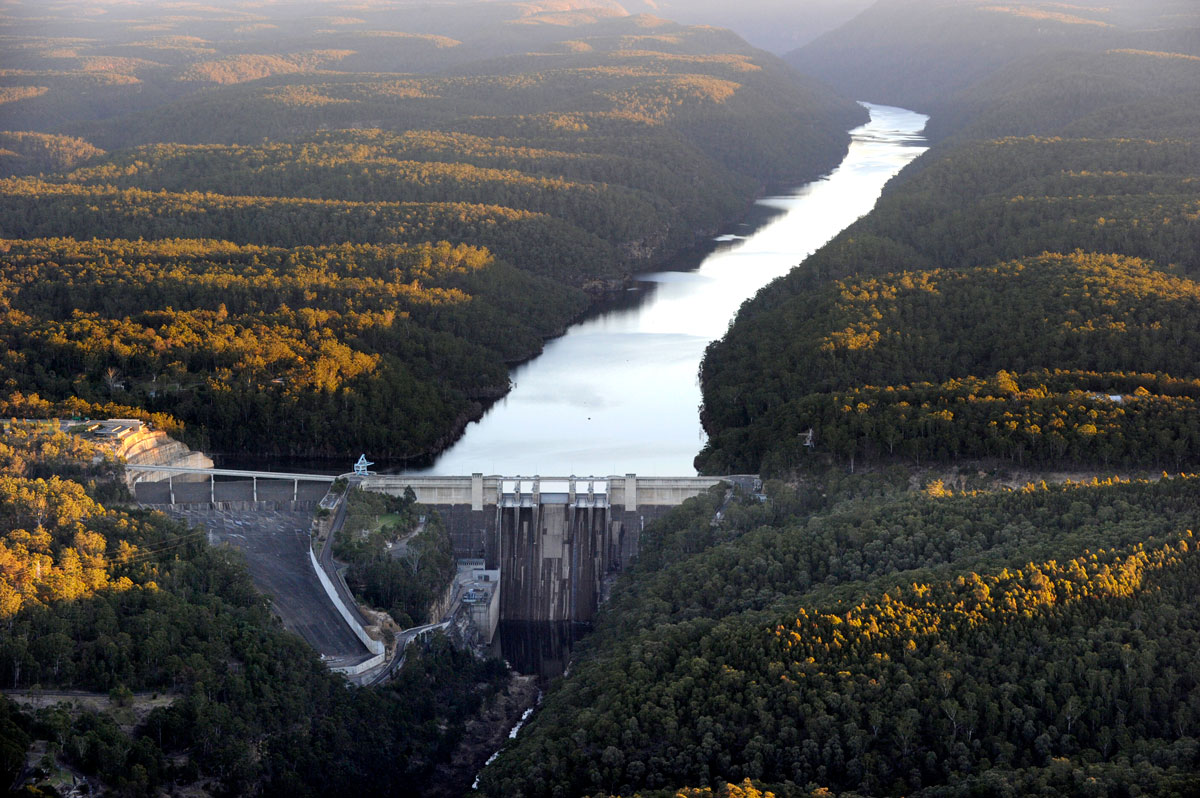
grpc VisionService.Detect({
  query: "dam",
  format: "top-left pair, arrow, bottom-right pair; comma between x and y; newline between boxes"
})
361,473 -> 746,623
119,103 -> 926,679
134,467 -> 748,625
136,470 -> 744,624
132,104 -> 927,635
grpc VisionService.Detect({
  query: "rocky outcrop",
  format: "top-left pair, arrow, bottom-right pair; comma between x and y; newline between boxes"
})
118,429 -> 213,485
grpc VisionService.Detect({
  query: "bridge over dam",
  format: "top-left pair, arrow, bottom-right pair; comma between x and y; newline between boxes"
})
134,468 -> 754,626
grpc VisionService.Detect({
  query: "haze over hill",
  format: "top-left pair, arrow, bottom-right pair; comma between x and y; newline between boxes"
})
621,0 -> 875,53
789,0 -> 1200,138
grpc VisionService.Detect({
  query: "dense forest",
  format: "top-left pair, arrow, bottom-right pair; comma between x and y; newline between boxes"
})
6,1 -> 1200,797
481,477 -> 1200,797
0,0 -> 863,459
0,237 -> 588,457
0,423 -> 509,796
698,0 -> 1200,477
0,3 -> 868,793
698,253 -> 1200,474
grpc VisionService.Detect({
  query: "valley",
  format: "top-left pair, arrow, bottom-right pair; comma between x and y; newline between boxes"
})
2,1 -> 1199,797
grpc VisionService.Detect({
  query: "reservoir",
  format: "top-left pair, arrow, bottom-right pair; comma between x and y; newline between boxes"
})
418,103 -> 929,477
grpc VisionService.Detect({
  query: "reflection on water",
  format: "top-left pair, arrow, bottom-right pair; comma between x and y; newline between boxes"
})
493,621 -> 591,679
414,103 -> 928,478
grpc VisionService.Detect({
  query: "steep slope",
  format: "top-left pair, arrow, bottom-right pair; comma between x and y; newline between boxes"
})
481,477 -> 1200,796
0,423 -> 511,796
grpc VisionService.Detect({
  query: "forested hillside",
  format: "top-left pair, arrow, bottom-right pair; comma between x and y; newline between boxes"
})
698,253 -> 1200,474
0,0 -> 863,460
0,423 -> 509,796
480,2 -> 1200,797
0,237 -> 587,456
482,478 -> 1200,796
699,0 -> 1200,478
335,487 -> 456,628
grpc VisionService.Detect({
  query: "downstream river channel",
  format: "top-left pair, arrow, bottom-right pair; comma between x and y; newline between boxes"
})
419,103 -> 929,478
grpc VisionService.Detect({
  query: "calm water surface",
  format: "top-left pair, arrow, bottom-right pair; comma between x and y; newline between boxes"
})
418,103 -> 928,477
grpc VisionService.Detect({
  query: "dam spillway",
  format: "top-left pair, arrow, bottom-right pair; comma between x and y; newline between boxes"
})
361,474 -> 736,622
497,479 -> 613,623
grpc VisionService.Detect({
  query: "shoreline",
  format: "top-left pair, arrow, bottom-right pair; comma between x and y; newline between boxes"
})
210,134 -> 861,473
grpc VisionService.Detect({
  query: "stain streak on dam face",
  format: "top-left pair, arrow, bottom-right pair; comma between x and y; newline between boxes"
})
497,479 -> 614,622
361,474 -> 734,623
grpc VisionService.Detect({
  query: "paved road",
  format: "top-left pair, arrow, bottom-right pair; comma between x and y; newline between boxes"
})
164,506 -> 372,669
318,478 -> 372,628
363,564 -> 482,687
363,619 -> 451,687
387,518 -> 425,560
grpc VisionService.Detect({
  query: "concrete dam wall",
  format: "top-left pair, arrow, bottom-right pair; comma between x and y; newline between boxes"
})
361,474 -> 729,623
498,500 -> 612,623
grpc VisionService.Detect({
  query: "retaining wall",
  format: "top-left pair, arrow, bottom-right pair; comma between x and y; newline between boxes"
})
308,548 -> 386,661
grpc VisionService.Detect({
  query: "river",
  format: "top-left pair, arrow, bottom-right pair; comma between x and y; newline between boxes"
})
416,102 -> 929,478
